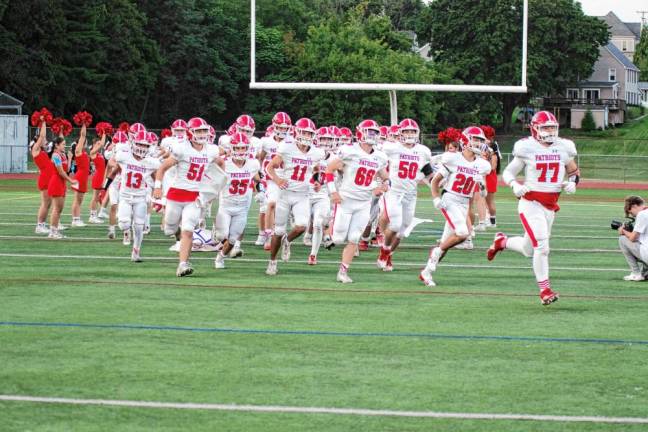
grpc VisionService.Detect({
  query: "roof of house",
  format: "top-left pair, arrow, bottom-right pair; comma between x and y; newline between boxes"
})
605,42 -> 639,70
598,12 -> 639,39
625,23 -> 642,40
576,81 -> 619,88
0,91 -> 24,107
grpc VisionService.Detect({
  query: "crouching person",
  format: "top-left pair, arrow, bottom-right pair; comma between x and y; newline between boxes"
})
618,195 -> 648,281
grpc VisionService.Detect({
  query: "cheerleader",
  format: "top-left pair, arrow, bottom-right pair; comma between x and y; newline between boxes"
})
48,137 -> 79,239
31,121 -> 52,234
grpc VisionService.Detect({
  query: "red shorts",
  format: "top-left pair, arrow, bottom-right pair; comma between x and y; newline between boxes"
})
47,175 -> 67,198
486,171 -> 498,193
91,154 -> 106,190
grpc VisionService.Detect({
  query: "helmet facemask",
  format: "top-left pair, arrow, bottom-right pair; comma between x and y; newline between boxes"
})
132,141 -> 150,158
295,129 -> 315,151
232,143 -> 248,161
274,124 -> 290,139
360,127 -> 380,146
534,124 -> 558,144
191,127 -> 210,146
400,128 -> 419,147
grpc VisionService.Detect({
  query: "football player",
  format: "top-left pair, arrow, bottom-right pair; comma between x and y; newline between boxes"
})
486,111 -> 579,305
419,128 -> 491,287
325,119 -> 389,283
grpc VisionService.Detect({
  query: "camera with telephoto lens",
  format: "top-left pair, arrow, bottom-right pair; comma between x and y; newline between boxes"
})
611,217 -> 635,231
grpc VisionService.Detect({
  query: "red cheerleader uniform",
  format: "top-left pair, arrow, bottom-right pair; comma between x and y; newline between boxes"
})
91,154 -> 106,190
33,151 -> 53,191
71,152 -> 90,193
47,152 -> 69,198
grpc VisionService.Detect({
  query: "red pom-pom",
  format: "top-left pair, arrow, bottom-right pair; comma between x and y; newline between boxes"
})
160,128 -> 172,139
438,127 -> 465,146
480,125 -> 496,140
95,121 -> 114,137
118,122 -> 130,133
31,107 -> 54,127
73,111 -> 93,127
51,118 -> 73,136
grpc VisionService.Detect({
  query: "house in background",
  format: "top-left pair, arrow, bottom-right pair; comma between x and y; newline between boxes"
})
598,12 -> 641,61
640,82 -> 648,107
542,12 -> 642,129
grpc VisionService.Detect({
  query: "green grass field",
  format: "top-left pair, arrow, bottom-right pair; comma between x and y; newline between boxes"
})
1,179 -> 648,431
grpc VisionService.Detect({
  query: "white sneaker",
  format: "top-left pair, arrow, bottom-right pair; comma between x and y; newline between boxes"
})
266,260 -> 278,276
131,248 -> 142,263
71,219 -> 86,227
323,235 -> 333,248
337,270 -> 353,284
123,231 -> 131,246
176,262 -> 194,277
108,228 -> 116,239
168,241 -> 181,252
88,216 -> 103,224
475,222 -> 486,232
229,243 -> 243,258
623,273 -> 645,282
48,231 -> 65,240
419,266 -> 436,287
254,234 -> 266,246
470,229 -> 476,238
281,236 -> 291,262
98,209 -> 108,219
303,233 -> 312,246
57,225 -> 68,231
214,253 -> 225,269
143,225 -> 151,235
35,225 -> 49,234
455,238 -> 474,250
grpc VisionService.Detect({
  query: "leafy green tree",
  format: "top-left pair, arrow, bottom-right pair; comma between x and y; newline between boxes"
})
418,0 -> 609,132
581,109 -> 596,131
634,26 -> 648,81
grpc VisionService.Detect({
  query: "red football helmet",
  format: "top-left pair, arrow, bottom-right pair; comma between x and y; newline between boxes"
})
329,125 -> 341,150
187,117 -> 210,145
388,125 -> 400,141
462,126 -> 487,154
131,130 -> 150,158
235,114 -> 255,138
230,132 -> 250,161
294,117 -> 316,148
530,111 -> 559,144
339,127 -> 353,145
112,131 -> 129,145
227,123 -> 236,136
208,126 -> 216,145
128,123 -> 146,141
265,125 -> 274,137
399,118 -> 420,146
146,131 -> 159,145
171,119 -> 187,139
272,112 -> 292,139
315,126 -> 335,151
356,119 -> 380,146
379,126 -> 389,140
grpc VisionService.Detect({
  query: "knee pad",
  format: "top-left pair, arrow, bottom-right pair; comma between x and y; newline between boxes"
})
274,224 -> 287,236
118,220 -> 131,231
454,222 -> 469,238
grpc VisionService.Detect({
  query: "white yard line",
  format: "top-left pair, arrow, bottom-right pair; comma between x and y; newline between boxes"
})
0,252 -> 628,272
0,395 -> 646,424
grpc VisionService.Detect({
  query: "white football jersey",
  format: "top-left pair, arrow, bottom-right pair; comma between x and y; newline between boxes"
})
115,150 -> 160,198
382,141 -> 432,195
308,155 -> 331,201
336,144 -> 388,201
170,141 -> 220,191
260,136 -> 282,176
441,152 -> 491,199
276,140 -> 325,194
513,137 -> 577,193
220,158 -> 261,206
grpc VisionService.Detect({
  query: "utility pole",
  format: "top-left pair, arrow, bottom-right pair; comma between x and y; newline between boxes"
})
638,11 -> 648,36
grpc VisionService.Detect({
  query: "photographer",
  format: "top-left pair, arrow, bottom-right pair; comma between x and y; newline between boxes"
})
618,195 -> 648,281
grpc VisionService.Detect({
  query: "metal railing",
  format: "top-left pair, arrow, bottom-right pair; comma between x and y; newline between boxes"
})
543,97 -> 627,111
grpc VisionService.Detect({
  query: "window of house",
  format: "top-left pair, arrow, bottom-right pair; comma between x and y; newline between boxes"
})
609,68 -> 616,81
567,89 -> 579,99
583,89 -> 600,101
622,40 -> 627,51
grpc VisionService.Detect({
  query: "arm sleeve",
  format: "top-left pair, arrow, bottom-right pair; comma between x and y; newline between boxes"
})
502,157 -> 525,185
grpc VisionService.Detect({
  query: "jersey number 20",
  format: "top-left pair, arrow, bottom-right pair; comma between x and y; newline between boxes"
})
451,173 -> 475,195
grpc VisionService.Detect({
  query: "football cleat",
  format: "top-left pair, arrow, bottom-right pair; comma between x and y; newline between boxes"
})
358,240 -> 369,251
88,216 -> 103,224
475,222 -> 486,232
454,238 -> 473,250
308,254 -> 317,265
419,266 -> 436,287
254,233 -> 266,246
383,255 -> 393,272
623,273 -> 645,282
487,232 -> 507,261
229,244 -> 243,258
176,262 -> 194,277
540,288 -> 559,305
107,228 -> 116,240
376,248 -> 390,270
214,253 -> 225,269
281,235 -> 291,262
131,248 -> 142,263
337,270 -> 353,284
122,230 -> 131,246
57,225 -> 68,231
71,219 -> 86,227
266,260 -> 278,276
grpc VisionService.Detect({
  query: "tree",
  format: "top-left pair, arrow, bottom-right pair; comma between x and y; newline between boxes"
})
418,0 -> 609,132
634,26 -> 648,81
581,109 -> 596,131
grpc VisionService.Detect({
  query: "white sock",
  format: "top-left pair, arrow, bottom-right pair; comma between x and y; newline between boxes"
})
133,224 -> 144,249
311,226 -> 323,256
146,213 -> 151,227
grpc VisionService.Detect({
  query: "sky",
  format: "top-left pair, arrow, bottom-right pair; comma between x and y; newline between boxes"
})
577,0 -> 645,23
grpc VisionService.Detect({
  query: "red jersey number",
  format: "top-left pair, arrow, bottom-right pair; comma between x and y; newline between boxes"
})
125,171 -> 143,189
450,173 -> 475,195
291,165 -> 307,182
187,163 -> 205,181
354,167 -> 376,186
229,179 -> 250,195
397,161 -> 418,180
536,162 -> 560,183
